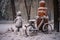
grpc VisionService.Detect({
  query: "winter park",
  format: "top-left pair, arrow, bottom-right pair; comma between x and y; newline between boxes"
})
0,0 -> 60,40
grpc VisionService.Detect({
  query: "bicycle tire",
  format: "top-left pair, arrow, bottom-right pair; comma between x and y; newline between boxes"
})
42,23 -> 52,33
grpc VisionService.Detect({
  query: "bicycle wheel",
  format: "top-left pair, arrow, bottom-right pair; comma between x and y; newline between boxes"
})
25,26 -> 33,36
42,23 -> 52,33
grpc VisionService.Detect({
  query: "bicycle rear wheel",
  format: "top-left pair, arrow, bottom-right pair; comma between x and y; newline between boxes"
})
42,23 -> 52,33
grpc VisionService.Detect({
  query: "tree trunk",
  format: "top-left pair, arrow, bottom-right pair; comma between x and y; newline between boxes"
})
24,0 -> 33,20
11,0 -> 16,20
53,0 -> 59,32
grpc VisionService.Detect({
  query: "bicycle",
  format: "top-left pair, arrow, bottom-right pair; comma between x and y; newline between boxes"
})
25,16 -> 53,36
37,16 -> 53,33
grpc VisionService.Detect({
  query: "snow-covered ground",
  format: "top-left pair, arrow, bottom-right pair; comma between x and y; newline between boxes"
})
0,23 -> 60,40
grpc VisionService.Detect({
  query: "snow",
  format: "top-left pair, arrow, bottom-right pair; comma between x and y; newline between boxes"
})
0,31 -> 60,40
0,23 -> 60,40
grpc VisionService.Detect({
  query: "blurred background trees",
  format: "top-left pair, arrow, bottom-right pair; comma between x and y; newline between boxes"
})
0,0 -> 54,22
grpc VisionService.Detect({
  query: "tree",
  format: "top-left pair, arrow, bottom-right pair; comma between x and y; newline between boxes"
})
0,0 -> 9,20
11,0 -> 16,20
24,0 -> 33,20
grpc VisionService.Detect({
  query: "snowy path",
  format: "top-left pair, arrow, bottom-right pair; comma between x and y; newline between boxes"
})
0,31 -> 60,40
0,24 -> 60,40
0,32 -> 58,40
